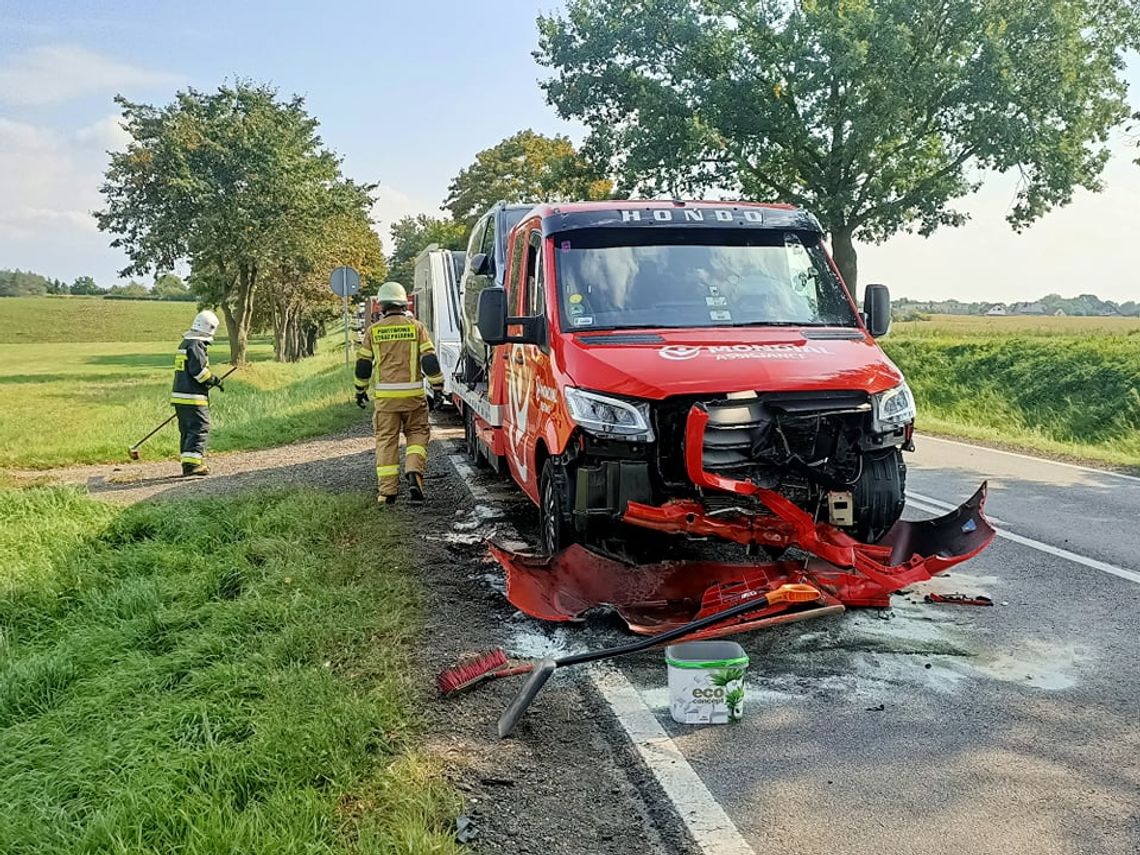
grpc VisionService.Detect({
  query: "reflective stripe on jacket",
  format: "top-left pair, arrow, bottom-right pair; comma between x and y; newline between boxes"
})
171,337 -> 213,406
353,313 -> 443,397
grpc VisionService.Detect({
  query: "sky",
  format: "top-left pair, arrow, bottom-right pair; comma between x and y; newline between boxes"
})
1,0 -> 1138,303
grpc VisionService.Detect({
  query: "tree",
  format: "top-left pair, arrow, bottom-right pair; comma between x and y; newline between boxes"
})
153,272 -> 190,300
0,269 -> 50,297
97,81 -> 369,364
443,129 -> 612,227
70,276 -> 101,296
386,214 -> 469,290
107,280 -> 150,298
537,0 -> 1140,289
261,183 -> 386,361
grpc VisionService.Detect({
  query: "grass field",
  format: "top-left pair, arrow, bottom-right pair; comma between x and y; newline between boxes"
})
1,298 -> 363,469
884,315 -> 1140,468
0,486 -> 460,854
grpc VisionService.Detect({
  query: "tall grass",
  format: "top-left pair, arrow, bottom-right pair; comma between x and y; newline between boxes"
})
1,298 -> 363,468
0,487 -> 460,854
885,317 -> 1140,466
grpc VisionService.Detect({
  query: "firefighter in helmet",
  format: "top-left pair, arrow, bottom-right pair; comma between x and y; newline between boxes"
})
171,309 -> 223,476
353,282 -> 444,503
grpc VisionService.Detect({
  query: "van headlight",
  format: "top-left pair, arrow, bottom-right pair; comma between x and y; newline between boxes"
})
872,382 -> 916,432
564,387 -> 655,442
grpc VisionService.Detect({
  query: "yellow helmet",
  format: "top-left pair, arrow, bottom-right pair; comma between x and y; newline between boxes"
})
377,281 -> 408,306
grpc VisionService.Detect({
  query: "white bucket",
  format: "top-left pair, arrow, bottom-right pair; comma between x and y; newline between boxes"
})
665,640 -> 749,725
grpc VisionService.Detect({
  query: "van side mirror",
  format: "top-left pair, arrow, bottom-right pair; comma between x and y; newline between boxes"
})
476,286 -> 545,347
863,284 -> 891,337
470,252 -> 492,277
477,287 -> 506,344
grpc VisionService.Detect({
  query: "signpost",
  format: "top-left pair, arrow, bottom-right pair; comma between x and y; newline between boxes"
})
329,266 -> 361,367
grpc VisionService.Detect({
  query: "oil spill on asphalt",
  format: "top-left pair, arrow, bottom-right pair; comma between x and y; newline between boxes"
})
453,503 -> 505,531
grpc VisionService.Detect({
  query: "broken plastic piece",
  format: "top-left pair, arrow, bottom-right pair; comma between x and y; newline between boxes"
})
924,593 -> 994,607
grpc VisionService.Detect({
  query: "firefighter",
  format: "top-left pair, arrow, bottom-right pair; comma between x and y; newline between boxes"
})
171,309 -> 223,476
353,282 -> 444,504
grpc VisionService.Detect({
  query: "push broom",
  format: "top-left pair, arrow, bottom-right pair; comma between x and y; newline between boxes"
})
128,366 -> 238,460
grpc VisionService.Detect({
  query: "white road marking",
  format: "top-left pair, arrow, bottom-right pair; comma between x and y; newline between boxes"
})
448,453 -> 491,503
906,498 -> 1140,588
917,434 -> 1140,485
590,667 -> 756,855
444,451 -> 752,855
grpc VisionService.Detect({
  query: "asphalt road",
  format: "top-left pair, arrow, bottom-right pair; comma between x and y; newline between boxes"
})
614,436 -> 1140,854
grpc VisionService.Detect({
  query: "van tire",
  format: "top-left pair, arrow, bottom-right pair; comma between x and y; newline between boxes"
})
464,407 -> 484,468
539,460 -> 575,556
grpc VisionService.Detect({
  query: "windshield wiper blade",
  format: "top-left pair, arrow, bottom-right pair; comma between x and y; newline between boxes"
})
731,321 -> 853,328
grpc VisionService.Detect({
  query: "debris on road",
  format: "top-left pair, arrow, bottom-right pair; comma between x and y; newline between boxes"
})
925,592 -> 994,606
455,814 -> 479,844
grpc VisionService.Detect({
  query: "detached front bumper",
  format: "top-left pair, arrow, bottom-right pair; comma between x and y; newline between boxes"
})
495,403 -> 996,636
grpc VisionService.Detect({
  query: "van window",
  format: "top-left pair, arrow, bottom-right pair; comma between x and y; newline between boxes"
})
466,217 -> 487,260
525,231 -> 545,317
481,216 -> 496,258
506,226 -> 527,311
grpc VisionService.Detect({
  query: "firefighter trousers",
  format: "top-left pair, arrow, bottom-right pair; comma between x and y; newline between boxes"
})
174,404 -> 210,465
373,397 -> 430,497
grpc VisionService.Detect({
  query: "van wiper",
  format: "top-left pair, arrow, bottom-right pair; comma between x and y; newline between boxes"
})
731,320 -> 830,327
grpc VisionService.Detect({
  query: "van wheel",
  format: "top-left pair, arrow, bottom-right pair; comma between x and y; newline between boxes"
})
539,461 -> 575,556
464,407 -> 483,468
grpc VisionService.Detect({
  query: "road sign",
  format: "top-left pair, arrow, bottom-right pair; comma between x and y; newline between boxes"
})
329,266 -> 361,297
330,266 -> 361,367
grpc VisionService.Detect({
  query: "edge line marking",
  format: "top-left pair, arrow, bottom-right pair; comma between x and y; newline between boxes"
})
906,498 -> 1140,587
916,434 -> 1140,484
444,449 -> 754,855
590,666 -> 756,855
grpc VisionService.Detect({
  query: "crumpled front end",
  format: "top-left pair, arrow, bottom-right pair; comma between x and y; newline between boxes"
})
494,403 -> 995,636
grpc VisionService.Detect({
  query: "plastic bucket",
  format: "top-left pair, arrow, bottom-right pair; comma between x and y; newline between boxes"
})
665,640 -> 749,725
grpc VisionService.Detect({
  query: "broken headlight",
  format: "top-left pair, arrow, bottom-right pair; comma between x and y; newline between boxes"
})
872,381 -> 916,432
564,387 -> 655,442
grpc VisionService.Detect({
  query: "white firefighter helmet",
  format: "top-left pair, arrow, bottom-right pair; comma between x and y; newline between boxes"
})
185,309 -> 220,342
376,281 -> 408,306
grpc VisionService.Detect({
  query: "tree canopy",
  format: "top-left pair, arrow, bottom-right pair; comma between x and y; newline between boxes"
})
0,270 -> 51,297
70,276 -> 101,296
386,214 -> 469,290
97,81 -> 378,363
443,130 -> 612,227
538,0 -> 1140,289
152,273 -> 190,300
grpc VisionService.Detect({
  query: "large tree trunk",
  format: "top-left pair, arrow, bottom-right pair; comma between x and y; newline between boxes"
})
830,225 -> 858,295
223,262 -> 258,364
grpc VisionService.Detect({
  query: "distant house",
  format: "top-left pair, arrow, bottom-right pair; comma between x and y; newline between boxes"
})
1013,301 -> 1047,315
984,306 -> 1007,316
1053,309 -> 1066,317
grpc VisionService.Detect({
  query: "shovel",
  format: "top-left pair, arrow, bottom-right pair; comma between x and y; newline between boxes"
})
497,581 -> 821,738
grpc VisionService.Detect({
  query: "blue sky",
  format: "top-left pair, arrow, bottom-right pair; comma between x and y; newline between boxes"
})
1,1 -> 1138,302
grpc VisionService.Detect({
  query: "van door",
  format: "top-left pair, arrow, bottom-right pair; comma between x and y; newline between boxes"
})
502,224 -> 550,500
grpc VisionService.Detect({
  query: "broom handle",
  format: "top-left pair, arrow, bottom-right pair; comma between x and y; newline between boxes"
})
133,366 -> 239,448
554,582 -> 821,668
555,592 -> 775,668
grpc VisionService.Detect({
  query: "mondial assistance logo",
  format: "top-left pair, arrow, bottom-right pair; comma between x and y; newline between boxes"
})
658,343 -> 830,361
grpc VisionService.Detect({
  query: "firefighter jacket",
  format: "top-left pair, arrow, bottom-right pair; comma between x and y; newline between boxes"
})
171,338 -> 217,406
354,313 -> 444,399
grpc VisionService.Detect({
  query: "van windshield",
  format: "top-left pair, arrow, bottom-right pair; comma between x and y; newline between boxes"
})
553,229 -> 859,331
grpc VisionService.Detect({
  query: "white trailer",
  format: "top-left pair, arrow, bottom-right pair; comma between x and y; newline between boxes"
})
412,245 -> 464,401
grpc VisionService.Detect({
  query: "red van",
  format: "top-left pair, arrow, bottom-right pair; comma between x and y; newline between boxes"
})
453,200 -> 991,629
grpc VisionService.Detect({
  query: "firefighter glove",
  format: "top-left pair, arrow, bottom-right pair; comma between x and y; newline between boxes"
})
355,389 -> 369,408
209,376 -> 225,392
